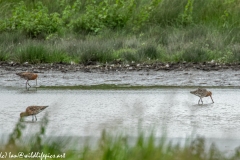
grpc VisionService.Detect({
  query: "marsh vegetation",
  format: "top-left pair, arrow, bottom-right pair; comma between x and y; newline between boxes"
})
0,0 -> 240,65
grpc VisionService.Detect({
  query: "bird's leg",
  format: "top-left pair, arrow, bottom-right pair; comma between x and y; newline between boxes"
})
198,98 -> 200,104
32,115 -> 34,121
210,95 -> 214,103
27,81 -> 31,88
35,115 -> 37,121
200,98 -> 203,104
26,80 -> 28,90
36,79 -> 37,91
26,80 -> 31,90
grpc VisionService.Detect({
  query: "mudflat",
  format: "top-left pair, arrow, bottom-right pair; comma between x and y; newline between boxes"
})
0,62 -> 240,88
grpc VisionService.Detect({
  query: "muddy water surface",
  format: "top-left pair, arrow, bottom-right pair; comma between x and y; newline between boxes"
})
1,87 -> 240,138
1,69 -> 240,154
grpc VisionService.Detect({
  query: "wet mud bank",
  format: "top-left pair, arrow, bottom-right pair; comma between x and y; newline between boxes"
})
1,62 -> 240,88
1,61 -> 240,72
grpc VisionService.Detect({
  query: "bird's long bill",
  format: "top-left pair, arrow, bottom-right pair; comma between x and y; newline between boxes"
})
190,90 -> 197,95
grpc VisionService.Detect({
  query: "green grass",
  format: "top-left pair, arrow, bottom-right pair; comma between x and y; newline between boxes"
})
15,43 -> 74,64
0,50 -> 9,61
0,0 -> 240,64
0,27 -> 240,64
1,117 -> 240,160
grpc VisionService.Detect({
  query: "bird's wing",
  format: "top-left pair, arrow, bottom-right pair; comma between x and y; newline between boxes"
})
16,72 -> 30,79
26,106 -> 47,115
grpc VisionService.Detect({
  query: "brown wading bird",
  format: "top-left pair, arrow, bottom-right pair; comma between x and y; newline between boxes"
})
20,106 -> 48,121
16,72 -> 38,90
190,88 -> 214,104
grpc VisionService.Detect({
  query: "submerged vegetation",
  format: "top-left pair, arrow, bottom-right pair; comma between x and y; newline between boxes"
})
0,0 -> 240,65
1,117 -> 240,160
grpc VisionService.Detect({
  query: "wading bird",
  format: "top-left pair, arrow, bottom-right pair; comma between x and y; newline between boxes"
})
190,88 -> 214,104
16,72 -> 38,90
20,106 -> 48,121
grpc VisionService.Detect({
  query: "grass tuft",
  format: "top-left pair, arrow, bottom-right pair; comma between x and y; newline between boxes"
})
16,43 -> 73,64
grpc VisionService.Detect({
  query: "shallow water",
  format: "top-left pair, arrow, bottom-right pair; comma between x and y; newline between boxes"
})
1,87 -> 240,139
1,69 -> 240,154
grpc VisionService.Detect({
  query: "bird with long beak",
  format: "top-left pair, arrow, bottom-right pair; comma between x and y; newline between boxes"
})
16,72 -> 38,90
20,106 -> 48,121
190,88 -> 214,104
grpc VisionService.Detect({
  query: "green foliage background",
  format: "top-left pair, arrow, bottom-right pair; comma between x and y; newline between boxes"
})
0,0 -> 240,64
